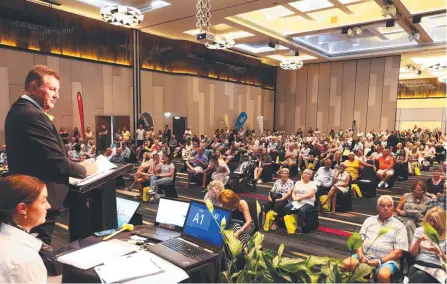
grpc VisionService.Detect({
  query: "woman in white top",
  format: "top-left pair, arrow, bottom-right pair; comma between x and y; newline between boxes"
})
320,162 -> 351,215
284,169 -> 317,234
0,175 -> 51,283
202,154 -> 230,188
204,180 -> 225,207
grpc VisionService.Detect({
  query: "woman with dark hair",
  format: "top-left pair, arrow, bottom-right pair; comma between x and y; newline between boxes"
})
59,127 -> 69,145
396,180 -> 430,242
395,150 -> 409,180
426,167 -> 445,196
72,127 -> 80,143
0,175 -> 51,283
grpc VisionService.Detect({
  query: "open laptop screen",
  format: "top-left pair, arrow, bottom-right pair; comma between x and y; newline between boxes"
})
182,201 -> 231,250
116,197 -> 140,228
156,198 -> 190,228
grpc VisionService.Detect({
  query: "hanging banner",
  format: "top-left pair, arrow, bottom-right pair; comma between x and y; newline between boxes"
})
76,92 -> 85,138
224,114 -> 229,128
235,112 -> 247,131
257,116 -> 264,134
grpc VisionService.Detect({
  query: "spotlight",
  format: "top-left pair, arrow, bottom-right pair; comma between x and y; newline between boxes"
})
347,28 -> 354,37
408,31 -> 420,41
354,27 -> 363,36
290,49 -> 300,56
274,43 -> 281,50
412,16 -> 421,24
268,41 -> 276,49
386,19 -> 395,28
381,4 -> 397,17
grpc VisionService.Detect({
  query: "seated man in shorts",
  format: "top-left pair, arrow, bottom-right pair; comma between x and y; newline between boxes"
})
376,148 -> 395,188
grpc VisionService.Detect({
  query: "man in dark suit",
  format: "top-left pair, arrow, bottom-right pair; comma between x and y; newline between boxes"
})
163,124 -> 171,143
5,65 -> 88,246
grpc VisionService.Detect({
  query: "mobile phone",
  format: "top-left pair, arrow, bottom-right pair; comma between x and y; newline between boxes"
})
94,229 -> 116,237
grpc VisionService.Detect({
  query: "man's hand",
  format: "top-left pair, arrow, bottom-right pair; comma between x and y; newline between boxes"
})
367,259 -> 380,267
234,229 -> 243,239
79,159 -> 97,176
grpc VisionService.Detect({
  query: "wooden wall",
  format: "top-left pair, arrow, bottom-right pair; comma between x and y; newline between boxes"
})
141,71 -> 275,136
275,56 -> 401,133
0,47 -> 133,145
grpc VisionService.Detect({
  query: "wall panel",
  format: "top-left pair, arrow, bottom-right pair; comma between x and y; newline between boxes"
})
305,64 -> 319,131
366,58 -> 385,132
328,62 -> 343,131
295,65 -> 308,131
340,60 -> 357,130
317,63 -> 331,134
353,59 -> 371,133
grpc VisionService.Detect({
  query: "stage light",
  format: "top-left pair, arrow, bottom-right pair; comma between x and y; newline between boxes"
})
347,28 -> 354,37
268,41 -> 276,49
381,4 -> 397,17
290,49 -> 300,56
386,20 -> 395,28
354,27 -> 363,35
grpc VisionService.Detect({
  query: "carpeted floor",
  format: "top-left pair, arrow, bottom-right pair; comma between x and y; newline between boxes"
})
52,161 -> 432,262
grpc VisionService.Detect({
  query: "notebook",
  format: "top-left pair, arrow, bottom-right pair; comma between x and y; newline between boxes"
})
132,197 -> 189,241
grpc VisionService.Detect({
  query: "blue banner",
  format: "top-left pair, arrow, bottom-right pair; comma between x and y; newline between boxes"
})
235,112 -> 248,131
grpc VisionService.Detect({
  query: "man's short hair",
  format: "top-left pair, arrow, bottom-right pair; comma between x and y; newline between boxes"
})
25,65 -> 61,91
377,195 -> 393,206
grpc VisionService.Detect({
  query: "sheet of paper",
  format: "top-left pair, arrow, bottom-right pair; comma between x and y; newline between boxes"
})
69,155 -> 117,186
57,240 -> 137,270
94,251 -> 163,283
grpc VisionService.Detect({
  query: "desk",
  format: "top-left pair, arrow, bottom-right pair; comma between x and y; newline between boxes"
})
60,225 -> 223,283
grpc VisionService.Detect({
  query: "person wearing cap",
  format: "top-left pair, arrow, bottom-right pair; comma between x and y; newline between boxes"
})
319,163 -> 351,215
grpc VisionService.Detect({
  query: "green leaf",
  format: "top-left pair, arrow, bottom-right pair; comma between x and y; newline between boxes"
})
220,271 -> 229,283
278,244 -> 284,259
223,229 -> 243,258
424,223 -> 440,245
256,199 -> 262,216
205,198 -> 214,213
305,255 -> 343,268
278,257 -> 308,273
324,261 -> 342,283
347,263 -> 374,283
377,225 -> 395,239
347,232 -> 363,252
247,231 -> 264,253
262,253 -> 282,283
221,216 -> 227,229
279,272 -> 292,282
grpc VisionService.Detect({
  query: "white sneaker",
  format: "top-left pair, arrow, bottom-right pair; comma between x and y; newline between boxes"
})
384,182 -> 389,188
378,181 -> 384,188
257,179 -> 263,184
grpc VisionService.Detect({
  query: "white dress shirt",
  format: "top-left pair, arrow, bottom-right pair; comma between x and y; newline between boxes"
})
0,223 -> 46,283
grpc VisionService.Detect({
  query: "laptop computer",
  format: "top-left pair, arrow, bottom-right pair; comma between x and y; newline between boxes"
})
147,200 -> 232,269
116,197 -> 141,228
133,197 -> 190,242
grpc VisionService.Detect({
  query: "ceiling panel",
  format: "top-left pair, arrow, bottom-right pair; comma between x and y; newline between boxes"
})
400,0 -> 447,14
288,0 -> 334,12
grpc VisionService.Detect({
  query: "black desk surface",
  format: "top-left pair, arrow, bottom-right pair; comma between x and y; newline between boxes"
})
59,225 -> 223,283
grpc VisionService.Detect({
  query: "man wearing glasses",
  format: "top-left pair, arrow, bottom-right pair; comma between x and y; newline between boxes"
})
342,195 -> 408,283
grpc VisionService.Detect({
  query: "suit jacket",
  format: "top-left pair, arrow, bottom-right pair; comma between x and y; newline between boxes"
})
5,97 -> 86,210
163,129 -> 171,139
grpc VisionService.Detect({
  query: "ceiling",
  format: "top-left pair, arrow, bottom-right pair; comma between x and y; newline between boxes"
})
25,0 -> 447,79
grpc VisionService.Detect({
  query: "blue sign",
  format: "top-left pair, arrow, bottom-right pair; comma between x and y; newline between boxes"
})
235,112 -> 247,130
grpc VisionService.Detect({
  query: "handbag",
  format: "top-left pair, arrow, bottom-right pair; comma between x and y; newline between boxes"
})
284,215 -> 298,234
263,210 -> 277,231
319,195 -> 330,212
352,184 -> 362,198
414,164 -> 421,176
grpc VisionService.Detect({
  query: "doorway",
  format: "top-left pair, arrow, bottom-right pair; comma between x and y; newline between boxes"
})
173,117 -> 187,143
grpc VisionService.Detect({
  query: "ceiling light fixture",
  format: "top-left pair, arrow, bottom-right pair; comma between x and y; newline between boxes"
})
100,5 -> 143,27
406,64 -> 421,75
426,62 -> 447,71
344,26 -> 362,37
290,49 -> 300,56
408,30 -> 420,41
204,36 -> 235,50
381,0 -> 397,18
280,59 -> 303,70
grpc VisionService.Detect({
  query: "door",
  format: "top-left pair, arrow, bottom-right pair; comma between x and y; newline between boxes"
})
173,117 -> 186,143
113,116 -> 131,141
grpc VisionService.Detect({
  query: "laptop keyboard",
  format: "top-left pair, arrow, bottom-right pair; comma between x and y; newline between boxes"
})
135,227 -> 179,238
162,238 -> 211,261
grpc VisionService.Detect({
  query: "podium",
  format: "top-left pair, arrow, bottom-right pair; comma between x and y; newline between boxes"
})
68,163 -> 133,242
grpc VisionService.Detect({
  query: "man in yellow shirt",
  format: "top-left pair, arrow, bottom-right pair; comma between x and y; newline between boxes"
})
122,127 -> 131,142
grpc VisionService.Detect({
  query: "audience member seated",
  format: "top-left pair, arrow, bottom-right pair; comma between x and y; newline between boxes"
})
408,146 -> 420,175
109,147 -> 124,163
121,127 -> 131,142
345,152 -> 375,188
395,150 -> 409,180
169,135 -> 178,154
284,169 -> 317,234
408,207 -> 446,283
148,155 -> 175,195
320,163 -> 350,215
434,142 -> 446,164
376,148 -> 395,188
254,148 -> 272,184
71,144 -> 83,160
204,180 -> 224,207
78,138 -> 85,152
342,195 -> 408,283
369,145 -> 383,160
136,153 -> 162,198
427,183 -> 446,211
0,175 -> 51,283
104,148 -> 113,161
201,154 -> 229,188
297,143 -> 310,170
426,167 -> 445,196
262,168 -> 294,231
186,147 -> 208,172
85,140 -> 97,158
314,159 -> 334,193
220,190 -> 254,249
0,145 -> 7,165
395,181 -> 430,242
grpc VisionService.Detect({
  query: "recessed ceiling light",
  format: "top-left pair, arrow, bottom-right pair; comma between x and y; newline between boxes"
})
259,5 -> 294,20
289,0 -> 334,12
140,0 -> 171,13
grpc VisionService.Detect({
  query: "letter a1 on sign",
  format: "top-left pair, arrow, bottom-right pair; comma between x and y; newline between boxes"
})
235,112 -> 247,131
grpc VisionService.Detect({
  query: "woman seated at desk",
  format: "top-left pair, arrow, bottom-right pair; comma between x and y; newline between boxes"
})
0,175 -> 51,283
